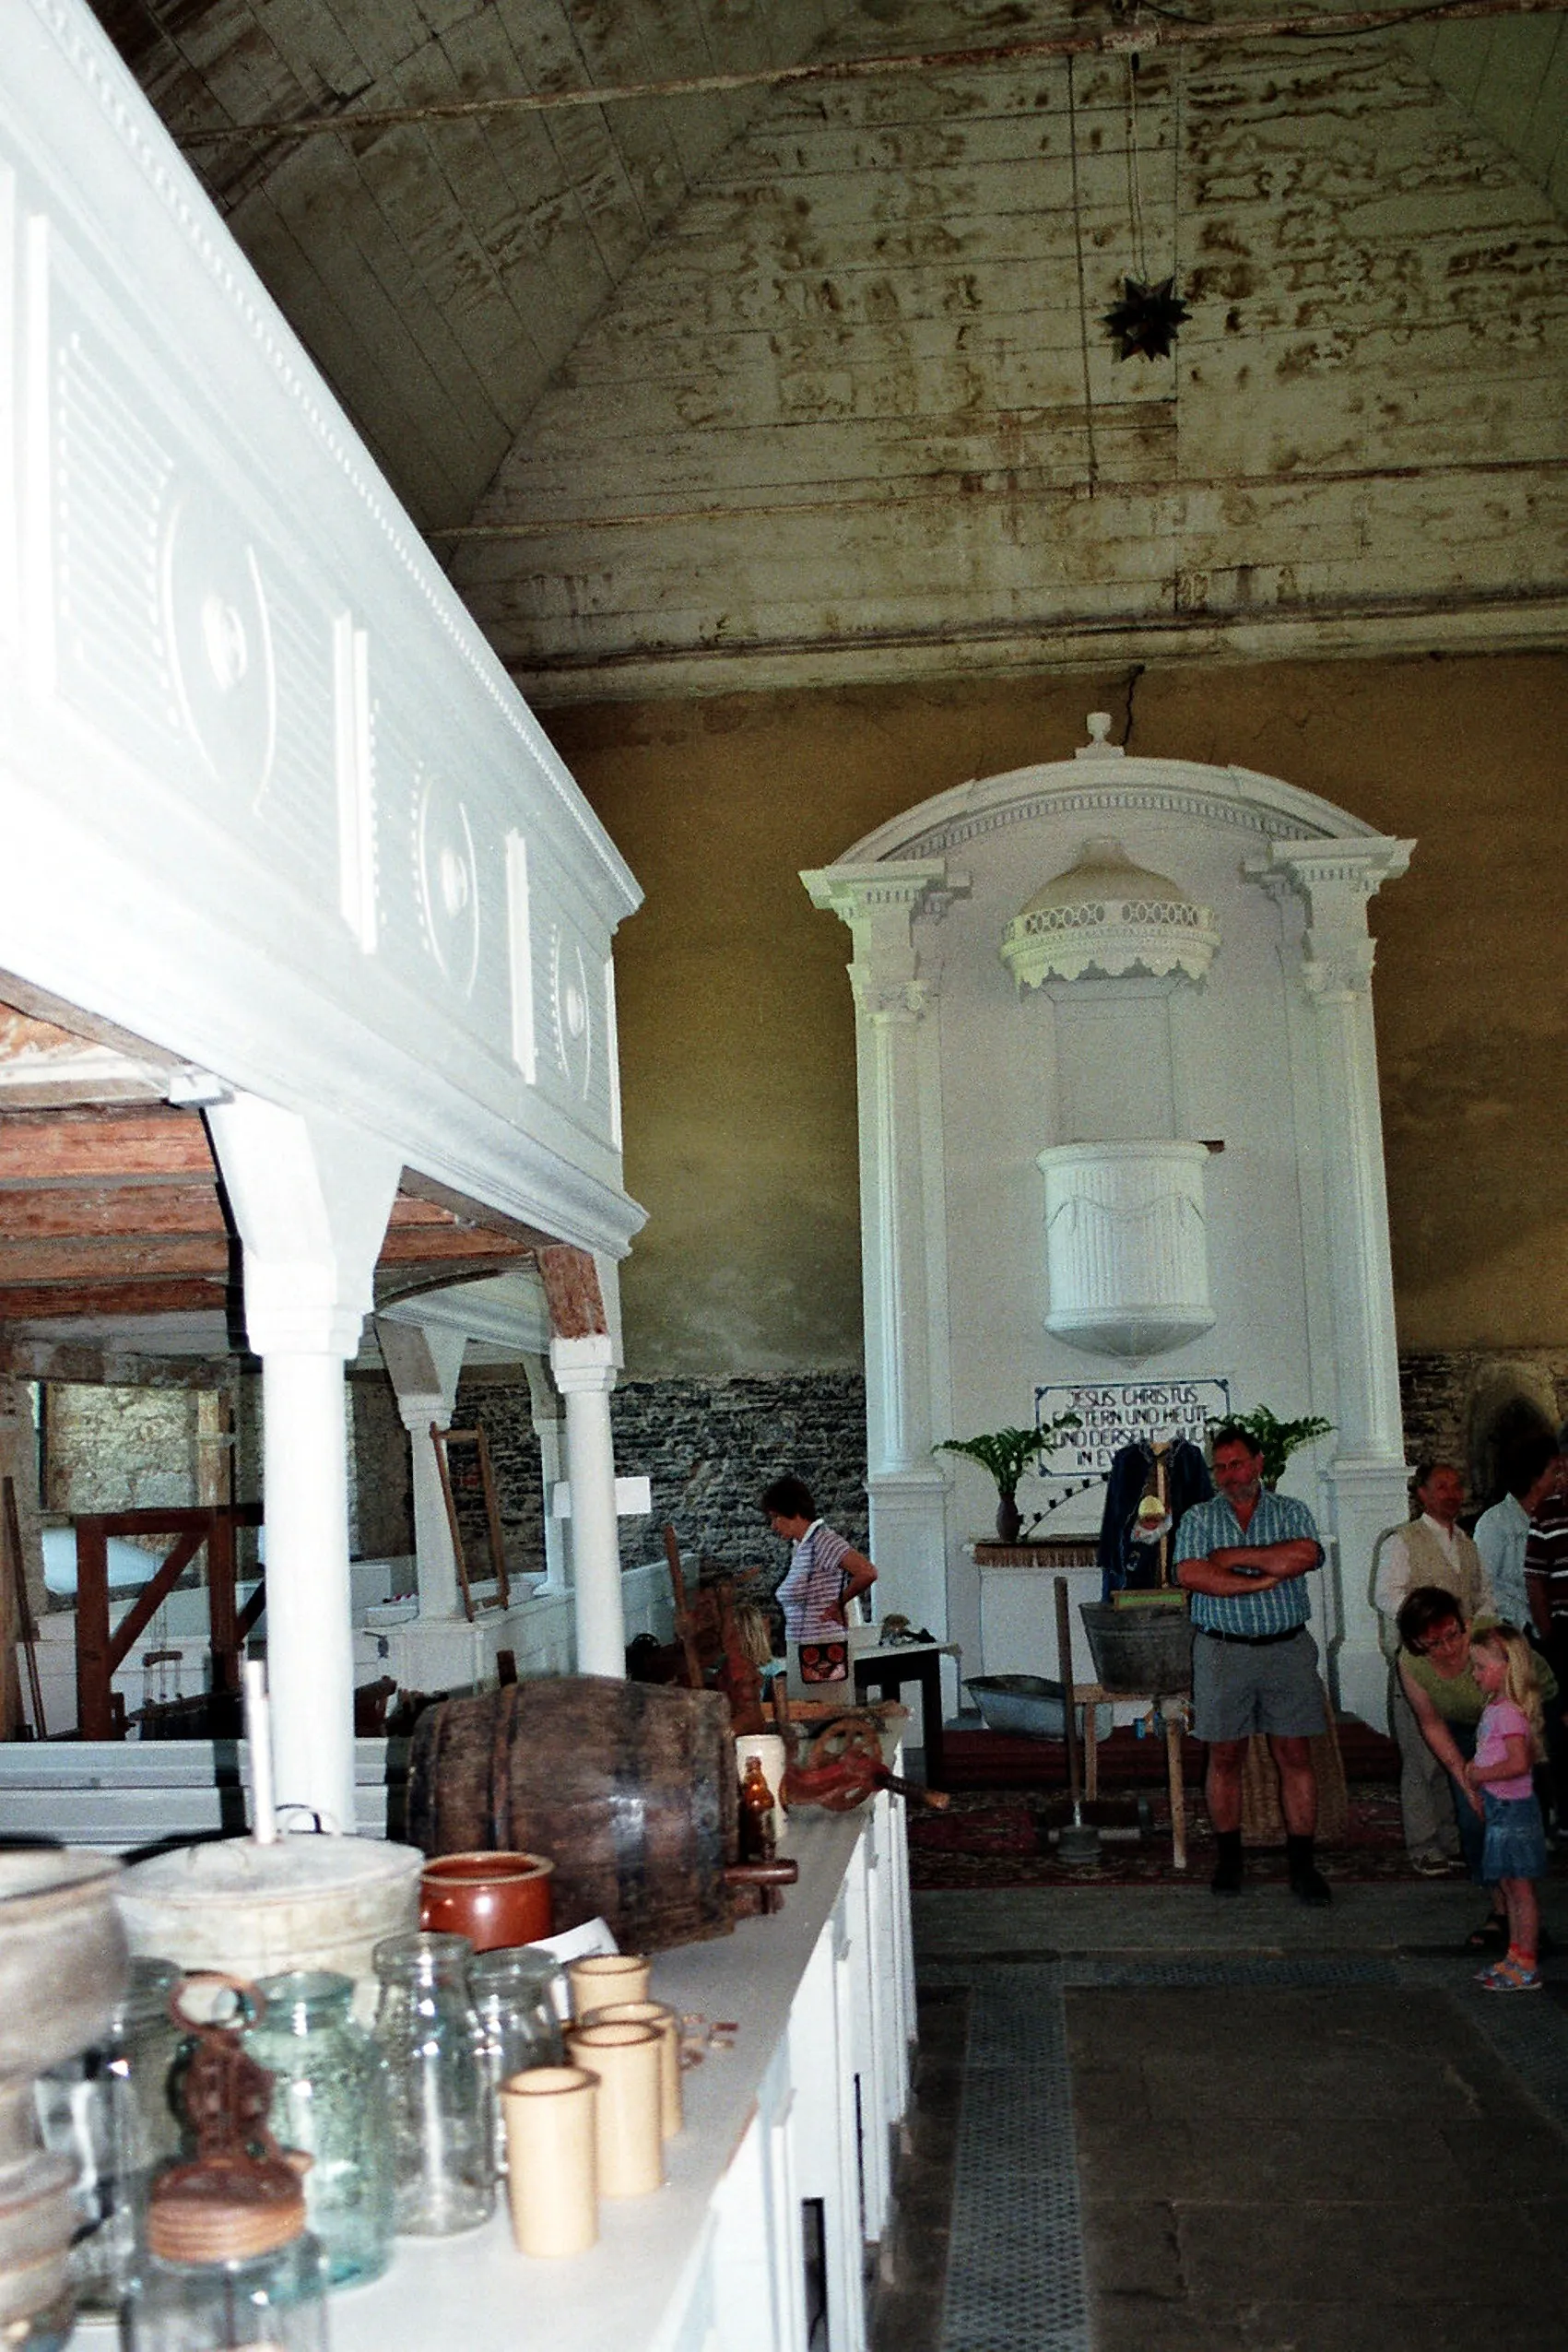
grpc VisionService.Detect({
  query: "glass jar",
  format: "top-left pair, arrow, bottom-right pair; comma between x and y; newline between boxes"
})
35,1955 -> 183,2313
245,1972 -> 394,2288
120,2228 -> 330,2350
468,1948 -> 565,2175
370,1932 -> 492,2236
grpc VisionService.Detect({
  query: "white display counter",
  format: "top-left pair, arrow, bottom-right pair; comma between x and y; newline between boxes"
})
328,1795 -> 914,2352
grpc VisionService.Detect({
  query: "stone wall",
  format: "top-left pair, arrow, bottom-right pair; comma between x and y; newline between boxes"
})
455,1367 -> 869,1603
347,1373 -> 413,1561
1397,1348 -> 1568,1508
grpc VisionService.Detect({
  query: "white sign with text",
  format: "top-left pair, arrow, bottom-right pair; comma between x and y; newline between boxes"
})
1034,1379 -> 1232,1480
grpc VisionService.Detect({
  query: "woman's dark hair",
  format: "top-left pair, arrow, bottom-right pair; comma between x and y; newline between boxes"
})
1508,1431 -> 1560,1499
1396,1584 -> 1465,1653
762,1474 -> 816,1521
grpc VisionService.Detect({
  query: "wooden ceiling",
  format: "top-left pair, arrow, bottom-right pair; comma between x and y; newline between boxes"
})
0,1006 -> 537,1365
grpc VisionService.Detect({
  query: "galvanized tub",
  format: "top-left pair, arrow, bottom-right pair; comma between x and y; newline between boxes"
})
1079,1601 -> 1195,1693
965,1676 -> 1114,1743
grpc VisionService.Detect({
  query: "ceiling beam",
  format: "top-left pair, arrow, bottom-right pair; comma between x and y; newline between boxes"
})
0,1280 -> 229,1319
0,1109 -> 213,1185
0,1238 -> 231,1282
0,1185 -> 226,1240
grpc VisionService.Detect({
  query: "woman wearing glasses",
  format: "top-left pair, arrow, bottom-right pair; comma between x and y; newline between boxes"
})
1395,1586 -> 1556,1954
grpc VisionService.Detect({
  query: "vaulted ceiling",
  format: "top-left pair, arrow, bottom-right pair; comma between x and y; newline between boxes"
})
89,0 -> 1568,700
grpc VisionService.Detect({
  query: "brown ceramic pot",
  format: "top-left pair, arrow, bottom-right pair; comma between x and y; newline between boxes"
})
419,1851 -> 554,1951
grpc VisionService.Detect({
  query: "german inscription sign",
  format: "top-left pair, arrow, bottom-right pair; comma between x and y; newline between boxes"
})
1033,1379 -> 1232,1481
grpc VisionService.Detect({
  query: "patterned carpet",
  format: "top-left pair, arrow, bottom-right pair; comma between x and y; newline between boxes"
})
911,1723 -> 1495,1890
909,1781 -> 1426,1889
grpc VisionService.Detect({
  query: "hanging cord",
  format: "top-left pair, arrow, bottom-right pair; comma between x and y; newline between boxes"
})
1171,45 -> 1184,289
1126,53 -> 1149,285
1067,55 -> 1102,495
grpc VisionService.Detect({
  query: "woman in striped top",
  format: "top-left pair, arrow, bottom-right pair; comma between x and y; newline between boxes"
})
763,1475 -> 878,1689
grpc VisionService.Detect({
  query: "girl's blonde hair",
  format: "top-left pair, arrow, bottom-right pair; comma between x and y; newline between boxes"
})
1469,1625 -> 1546,1762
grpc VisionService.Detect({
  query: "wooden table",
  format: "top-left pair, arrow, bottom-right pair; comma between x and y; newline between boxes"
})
853,1642 -> 960,1790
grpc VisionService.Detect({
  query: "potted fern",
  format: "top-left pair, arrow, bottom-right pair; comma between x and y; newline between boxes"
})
1218,1405 -> 1333,1489
934,1413 -> 1081,1542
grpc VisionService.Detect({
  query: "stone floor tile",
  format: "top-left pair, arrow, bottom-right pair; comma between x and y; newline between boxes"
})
1090,2292 -> 1250,2352
1175,2200 -> 1560,2306
1076,2198 -> 1183,2299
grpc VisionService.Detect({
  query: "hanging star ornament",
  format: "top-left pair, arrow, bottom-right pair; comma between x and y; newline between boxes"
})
1102,276 -> 1190,361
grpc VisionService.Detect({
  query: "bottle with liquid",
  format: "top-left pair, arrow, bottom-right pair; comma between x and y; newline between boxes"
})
739,1755 -> 776,1862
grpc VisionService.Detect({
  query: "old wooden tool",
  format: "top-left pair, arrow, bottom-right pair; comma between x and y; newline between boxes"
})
784,1714 -> 950,1813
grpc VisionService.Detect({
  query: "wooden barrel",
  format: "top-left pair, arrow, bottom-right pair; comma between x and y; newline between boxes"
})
407,1676 -> 738,1952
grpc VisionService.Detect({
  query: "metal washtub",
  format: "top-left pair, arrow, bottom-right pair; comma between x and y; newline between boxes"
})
1079,1601 -> 1195,1693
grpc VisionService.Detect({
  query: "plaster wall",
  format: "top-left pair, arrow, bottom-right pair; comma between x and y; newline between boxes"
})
548,650 -> 1568,1382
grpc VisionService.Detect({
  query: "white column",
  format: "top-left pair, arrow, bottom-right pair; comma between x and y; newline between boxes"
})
207,1094 -> 401,1833
801,861 -> 967,1648
550,1333 -> 624,1675
1253,835 -> 1415,1729
522,1353 -> 569,1594
377,1318 -> 468,1619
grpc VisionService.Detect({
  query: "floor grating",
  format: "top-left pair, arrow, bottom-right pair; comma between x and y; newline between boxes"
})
922,1946 -> 1568,2352
936,1962 -> 1091,2352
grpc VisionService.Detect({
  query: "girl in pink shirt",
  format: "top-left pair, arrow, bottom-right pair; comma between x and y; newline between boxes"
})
1466,1625 -> 1548,1992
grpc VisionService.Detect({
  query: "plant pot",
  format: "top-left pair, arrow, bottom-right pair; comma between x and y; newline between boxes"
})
995,1493 -> 1023,1544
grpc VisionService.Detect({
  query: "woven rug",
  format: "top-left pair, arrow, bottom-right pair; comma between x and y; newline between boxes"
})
913,1723 -> 1468,1890
909,1781 -> 1431,1889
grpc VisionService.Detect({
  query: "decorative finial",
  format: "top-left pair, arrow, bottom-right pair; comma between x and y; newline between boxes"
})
1075,714 -> 1124,761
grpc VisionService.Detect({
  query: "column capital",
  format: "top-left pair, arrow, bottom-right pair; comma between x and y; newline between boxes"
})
802,860 -> 970,1021
550,1331 -> 618,1394
1245,836 -> 1414,998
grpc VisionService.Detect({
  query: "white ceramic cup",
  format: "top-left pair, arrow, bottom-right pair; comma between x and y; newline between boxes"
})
578,1999 -> 682,2140
567,1951 -> 651,2017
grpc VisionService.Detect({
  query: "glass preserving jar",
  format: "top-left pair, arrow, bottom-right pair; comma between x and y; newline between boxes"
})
467,1947 -> 564,2175
35,1955 -> 183,2313
370,1932 -> 492,2236
245,1972 -> 394,2287
120,2226 -> 330,2351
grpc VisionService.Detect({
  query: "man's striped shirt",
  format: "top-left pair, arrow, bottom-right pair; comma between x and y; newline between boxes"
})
1173,1488 -> 1323,1636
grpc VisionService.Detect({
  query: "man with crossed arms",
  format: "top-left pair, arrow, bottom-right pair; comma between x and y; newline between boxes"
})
1175,1424 -> 1331,1905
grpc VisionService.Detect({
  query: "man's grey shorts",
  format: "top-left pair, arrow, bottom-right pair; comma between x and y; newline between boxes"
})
1191,1627 -> 1326,1743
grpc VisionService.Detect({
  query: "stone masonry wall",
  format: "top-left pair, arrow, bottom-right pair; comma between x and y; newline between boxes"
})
1398,1349 -> 1568,1510
454,1368 -> 869,1606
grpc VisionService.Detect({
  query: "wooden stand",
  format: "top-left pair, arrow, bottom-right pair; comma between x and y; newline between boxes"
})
1070,1680 -> 1191,1873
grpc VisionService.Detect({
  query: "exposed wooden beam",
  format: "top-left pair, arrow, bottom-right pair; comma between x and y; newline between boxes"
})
0,1238 -> 232,1282
0,1340 -> 237,1386
0,1108 -> 213,1185
0,1280 -> 228,1319
375,1228 -> 534,1267
0,1183 -> 225,1240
